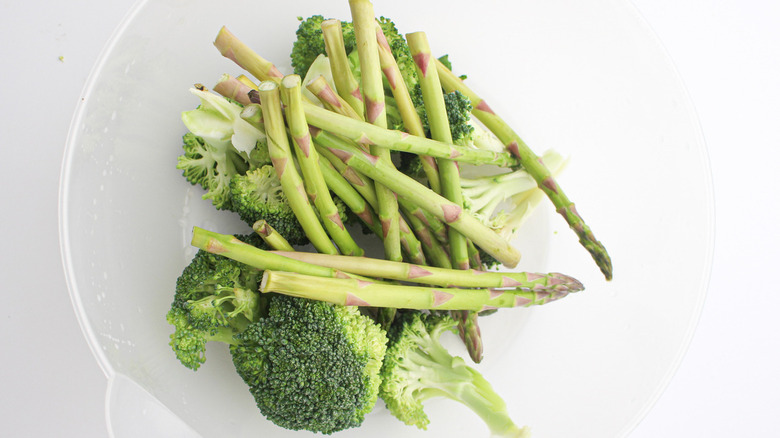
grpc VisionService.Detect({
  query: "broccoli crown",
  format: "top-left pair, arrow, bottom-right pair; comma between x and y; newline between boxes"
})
166,234 -> 267,370
418,90 -> 474,144
291,15 -> 356,77
227,165 -> 308,245
230,295 -> 388,434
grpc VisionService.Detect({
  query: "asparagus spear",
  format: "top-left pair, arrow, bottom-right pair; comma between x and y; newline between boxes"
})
305,75 -> 363,121
213,74 -> 254,105
349,0 -> 402,264
321,18 -> 364,119
302,101 -> 519,167
269,251 -> 582,293
213,27 -> 284,83
435,59 -> 613,281
252,220 -> 294,251
257,80 -> 338,255
280,75 -> 364,257
311,130 -> 522,268
260,271 -> 570,311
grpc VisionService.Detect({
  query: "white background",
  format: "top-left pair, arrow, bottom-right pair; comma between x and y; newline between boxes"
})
1,0 -> 778,436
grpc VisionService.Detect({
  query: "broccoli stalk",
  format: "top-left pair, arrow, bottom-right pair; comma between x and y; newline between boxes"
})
435,59 -> 613,281
380,312 -> 531,437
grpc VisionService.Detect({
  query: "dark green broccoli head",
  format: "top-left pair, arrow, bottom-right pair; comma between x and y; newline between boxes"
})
230,294 -> 387,434
291,15 -> 356,77
167,234 -> 267,370
228,165 -> 308,245
419,90 -> 474,144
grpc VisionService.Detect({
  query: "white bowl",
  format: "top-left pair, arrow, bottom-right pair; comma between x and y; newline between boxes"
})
59,0 -> 714,437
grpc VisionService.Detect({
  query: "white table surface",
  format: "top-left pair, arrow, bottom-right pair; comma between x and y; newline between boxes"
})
2,0 -> 778,436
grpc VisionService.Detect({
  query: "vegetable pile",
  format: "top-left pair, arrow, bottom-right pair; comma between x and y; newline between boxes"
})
167,1 -> 612,436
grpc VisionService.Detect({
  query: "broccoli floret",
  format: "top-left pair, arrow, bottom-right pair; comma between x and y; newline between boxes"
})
231,295 -> 387,434
178,88 -> 269,209
380,311 -> 528,437
166,233 -> 267,370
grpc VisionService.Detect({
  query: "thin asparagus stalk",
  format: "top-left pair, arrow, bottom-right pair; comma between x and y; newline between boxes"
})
435,59 -> 613,280
398,205 -> 452,269
280,75 -> 364,257
407,31 -> 469,271
303,101 -> 519,167
257,80 -> 338,255
375,23 -> 441,194
310,131 -> 522,268
213,74 -> 254,105
236,74 -> 258,90
269,251 -> 582,292
213,27 -> 284,83
260,271 -> 571,311
252,220 -> 295,251
306,75 -> 363,121
321,18 -> 365,119
397,197 -> 448,244
349,0 -> 402,264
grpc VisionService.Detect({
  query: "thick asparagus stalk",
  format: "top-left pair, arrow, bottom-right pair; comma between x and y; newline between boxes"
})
375,23 -> 441,194
321,18 -> 364,119
213,74 -> 254,105
349,0 -> 402,264
310,130 -> 521,268
269,251 -> 582,292
407,31 -> 469,271
213,27 -> 284,83
435,59 -> 613,280
302,101 -> 519,167
252,220 -> 294,251
280,75 -> 364,257
260,271 -> 570,311
257,80 -> 338,255
306,75 -> 363,121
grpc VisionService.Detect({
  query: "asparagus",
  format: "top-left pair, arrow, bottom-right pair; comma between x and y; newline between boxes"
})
305,75 -> 363,121
260,271 -> 571,311
310,130 -> 522,268
257,80 -> 338,255
213,27 -> 284,83
321,18 -> 364,119
375,23 -> 441,194
302,101 -> 520,167
435,59 -> 613,280
269,251 -> 583,293
407,31 -> 469,271
252,220 -> 294,251
280,75 -> 364,257
349,0 -> 402,264
213,74 -> 254,105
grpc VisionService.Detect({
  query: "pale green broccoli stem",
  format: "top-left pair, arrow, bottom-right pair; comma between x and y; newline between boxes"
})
257,81 -> 339,255
280,75 -> 364,257
213,74 -> 254,105
260,271 -> 570,311
305,75 -> 363,121
435,59 -> 613,281
213,27 -> 284,83
311,134 -> 521,268
268,251 -> 583,293
321,18 -> 365,119
349,0 -> 402,265
375,23 -> 441,194
407,32 -> 469,271
252,220 -> 295,251
302,101 -> 519,167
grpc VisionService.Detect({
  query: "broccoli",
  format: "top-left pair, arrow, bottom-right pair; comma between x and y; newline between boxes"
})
167,235 -> 388,434
291,15 -> 356,77
231,294 -> 387,434
166,233 -> 267,370
380,311 -> 529,437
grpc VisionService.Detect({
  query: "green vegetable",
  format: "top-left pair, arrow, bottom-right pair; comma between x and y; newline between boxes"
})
380,311 -> 531,437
